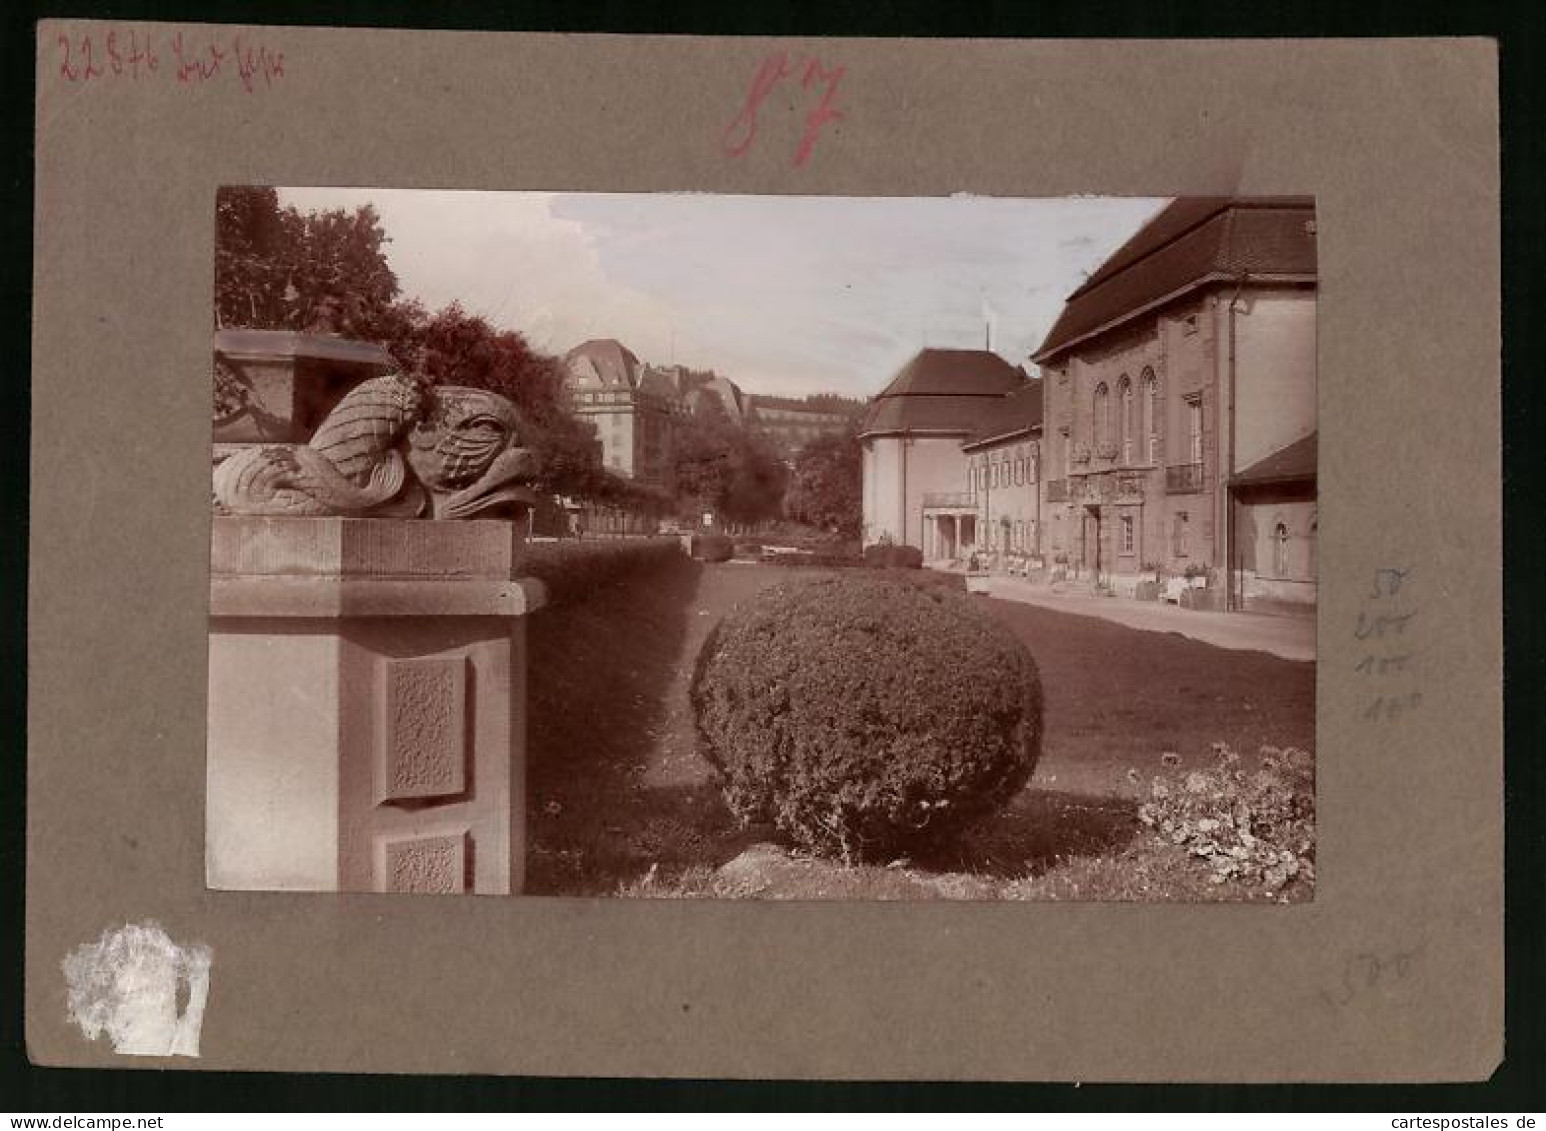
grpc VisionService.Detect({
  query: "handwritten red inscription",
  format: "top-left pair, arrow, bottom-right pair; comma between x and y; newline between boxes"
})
723,52 -> 845,167
55,28 -> 285,93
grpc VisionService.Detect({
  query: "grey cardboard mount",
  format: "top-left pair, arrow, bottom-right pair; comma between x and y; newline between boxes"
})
28,26 -> 1501,1081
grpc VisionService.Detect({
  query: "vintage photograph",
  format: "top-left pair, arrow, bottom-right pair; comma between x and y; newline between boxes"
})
206,189 -> 1317,902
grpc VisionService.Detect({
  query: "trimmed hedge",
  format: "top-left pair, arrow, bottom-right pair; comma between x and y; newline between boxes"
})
691,574 -> 1043,860
691,532 -> 734,562
862,542 -> 924,569
515,537 -> 684,607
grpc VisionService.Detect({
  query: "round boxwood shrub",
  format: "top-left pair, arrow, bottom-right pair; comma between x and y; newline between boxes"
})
691,532 -> 734,562
690,574 -> 1043,860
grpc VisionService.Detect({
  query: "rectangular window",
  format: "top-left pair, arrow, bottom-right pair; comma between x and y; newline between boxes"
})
1121,514 -> 1135,555
1172,511 -> 1190,557
1186,397 -> 1203,463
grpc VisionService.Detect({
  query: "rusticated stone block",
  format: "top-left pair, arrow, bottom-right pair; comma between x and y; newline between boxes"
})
379,656 -> 467,803
381,832 -> 468,894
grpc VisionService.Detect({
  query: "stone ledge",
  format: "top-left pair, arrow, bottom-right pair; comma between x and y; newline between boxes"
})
215,328 -> 396,368
211,516 -> 526,578
210,575 -> 547,619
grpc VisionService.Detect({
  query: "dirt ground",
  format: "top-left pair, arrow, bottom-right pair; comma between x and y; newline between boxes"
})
524,559 -> 1315,898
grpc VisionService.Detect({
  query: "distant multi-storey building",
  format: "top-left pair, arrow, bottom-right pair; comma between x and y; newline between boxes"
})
747,396 -> 858,460
563,339 -> 677,490
565,339 -> 861,493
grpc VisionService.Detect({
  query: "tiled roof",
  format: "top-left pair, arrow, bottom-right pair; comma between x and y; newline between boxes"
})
963,379 -> 1044,448
1034,197 -> 1317,362
876,348 -> 1026,398
1232,431 -> 1317,486
636,366 -> 679,398
564,338 -> 642,389
860,396 -> 1004,436
858,349 -> 1027,437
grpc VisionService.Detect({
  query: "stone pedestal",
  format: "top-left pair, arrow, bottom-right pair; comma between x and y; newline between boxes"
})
213,329 -> 394,448
206,516 -> 545,895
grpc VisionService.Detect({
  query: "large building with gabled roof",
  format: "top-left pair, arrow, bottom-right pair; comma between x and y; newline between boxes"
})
1032,195 -> 1317,612
855,197 -> 1317,614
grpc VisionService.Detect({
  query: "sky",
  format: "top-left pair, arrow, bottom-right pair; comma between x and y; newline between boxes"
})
280,188 -> 1167,399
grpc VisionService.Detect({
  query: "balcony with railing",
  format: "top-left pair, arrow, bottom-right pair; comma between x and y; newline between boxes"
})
1166,461 -> 1205,494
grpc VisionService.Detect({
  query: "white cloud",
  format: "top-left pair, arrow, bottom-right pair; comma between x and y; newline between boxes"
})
277,187 -> 1166,397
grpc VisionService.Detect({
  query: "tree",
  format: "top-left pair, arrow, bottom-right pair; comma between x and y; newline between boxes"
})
395,304 -> 612,498
722,427 -> 788,526
214,187 -> 404,342
672,396 -> 737,518
785,428 -> 862,536
213,193 -> 609,498
672,397 -> 787,527
214,186 -> 289,328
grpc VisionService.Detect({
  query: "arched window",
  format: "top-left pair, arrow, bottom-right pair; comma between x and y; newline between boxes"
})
1118,377 -> 1134,464
1274,522 -> 1291,577
1093,383 -> 1110,447
1142,368 -> 1159,464
1186,396 -> 1203,463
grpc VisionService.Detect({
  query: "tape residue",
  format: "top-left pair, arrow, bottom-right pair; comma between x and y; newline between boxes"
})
61,921 -> 212,1057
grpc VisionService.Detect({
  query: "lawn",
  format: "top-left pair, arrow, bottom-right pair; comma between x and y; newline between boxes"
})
524,557 -> 1315,901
